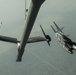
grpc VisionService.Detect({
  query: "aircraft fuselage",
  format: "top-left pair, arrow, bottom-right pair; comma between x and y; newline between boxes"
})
51,22 -> 76,54
55,32 -> 76,53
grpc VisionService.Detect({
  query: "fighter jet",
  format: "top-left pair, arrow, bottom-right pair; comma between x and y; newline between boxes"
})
51,22 -> 76,54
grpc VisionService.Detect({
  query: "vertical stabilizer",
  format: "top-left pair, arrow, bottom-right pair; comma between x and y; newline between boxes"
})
53,22 -> 60,31
51,25 -> 56,33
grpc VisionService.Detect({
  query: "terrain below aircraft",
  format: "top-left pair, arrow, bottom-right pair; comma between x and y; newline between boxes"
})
51,22 -> 76,54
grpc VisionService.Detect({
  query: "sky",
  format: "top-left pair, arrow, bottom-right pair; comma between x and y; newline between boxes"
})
0,0 -> 76,75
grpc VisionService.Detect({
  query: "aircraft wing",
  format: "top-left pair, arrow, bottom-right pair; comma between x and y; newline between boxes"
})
27,36 -> 46,43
